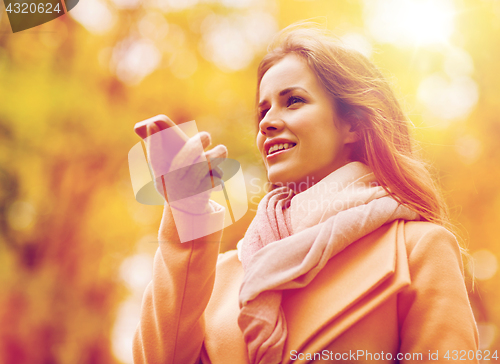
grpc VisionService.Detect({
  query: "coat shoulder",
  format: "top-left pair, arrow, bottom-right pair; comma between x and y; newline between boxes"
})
400,220 -> 467,283
402,221 -> 461,257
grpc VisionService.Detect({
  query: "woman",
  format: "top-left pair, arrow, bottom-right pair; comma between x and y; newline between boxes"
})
133,24 -> 479,364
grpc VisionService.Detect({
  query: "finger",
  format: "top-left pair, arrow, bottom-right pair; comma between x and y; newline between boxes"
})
205,146 -> 227,172
205,166 -> 224,191
205,145 -> 228,161
211,166 -> 224,180
199,131 -> 211,150
145,123 -> 167,177
170,132 -> 210,173
205,157 -> 225,175
147,122 -> 160,137
179,161 -> 223,196
183,160 -> 212,188
205,145 -> 227,186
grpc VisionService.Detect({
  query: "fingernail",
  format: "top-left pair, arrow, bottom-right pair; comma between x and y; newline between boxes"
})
218,145 -> 228,157
201,132 -> 211,145
148,123 -> 159,135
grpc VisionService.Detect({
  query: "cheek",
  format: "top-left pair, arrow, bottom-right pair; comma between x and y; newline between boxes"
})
256,134 -> 265,154
305,124 -> 342,155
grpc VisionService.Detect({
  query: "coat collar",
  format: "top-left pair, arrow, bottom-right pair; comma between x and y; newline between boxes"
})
281,220 -> 410,360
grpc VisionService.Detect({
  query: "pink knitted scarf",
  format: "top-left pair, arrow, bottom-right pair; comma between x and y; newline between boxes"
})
237,162 -> 420,364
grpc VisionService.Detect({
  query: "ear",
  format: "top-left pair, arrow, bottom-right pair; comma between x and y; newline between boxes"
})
340,116 -> 362,145
345,125 -> 361,144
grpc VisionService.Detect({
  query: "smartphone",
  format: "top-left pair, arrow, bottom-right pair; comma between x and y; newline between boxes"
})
134,115 -> 220,193
134,114 -> 189,145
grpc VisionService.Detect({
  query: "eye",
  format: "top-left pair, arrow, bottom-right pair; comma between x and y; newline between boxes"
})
259,108 -> 269,120
287,96 -> 305,107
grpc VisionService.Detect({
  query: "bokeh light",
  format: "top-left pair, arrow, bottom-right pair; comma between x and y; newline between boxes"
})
455,135 -> 483,165
138,12 -> 169,42
340,32 -> 373,59
110,0 -> 141,10
444,46 -> 475,78
119,253 -> 154,294
417,73 -> 479,122
152,0 -> 200,12
112,299 -> 142,364
220,0 -> 257,8
199,12 -> 277,71
69,0 -> 115,34
169,49 -> 198,79
363,0 -> 456,47
477,322 -> 497,350
111,37 -> 162,85
7,201 -> 36,231
113,252 -> 155,364
468,250 -> 498,281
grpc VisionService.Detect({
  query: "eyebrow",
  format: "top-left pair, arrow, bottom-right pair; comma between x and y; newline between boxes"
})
258,87 -> 310,109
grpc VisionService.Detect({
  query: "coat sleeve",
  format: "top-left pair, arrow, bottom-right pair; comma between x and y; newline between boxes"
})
133,201 -> 226,364
398,223 -> 479,363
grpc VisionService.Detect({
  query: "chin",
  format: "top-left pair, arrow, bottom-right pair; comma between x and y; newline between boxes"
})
268,173 -> 310,192
267,174 -> 289,188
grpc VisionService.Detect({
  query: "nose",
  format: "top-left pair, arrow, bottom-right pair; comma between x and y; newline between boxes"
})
259,111 -> 285,136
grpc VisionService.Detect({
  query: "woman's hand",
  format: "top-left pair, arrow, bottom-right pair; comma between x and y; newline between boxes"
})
146,122 -> 227,214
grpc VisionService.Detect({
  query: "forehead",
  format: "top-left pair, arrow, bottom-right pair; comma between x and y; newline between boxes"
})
259,54 -> 318,99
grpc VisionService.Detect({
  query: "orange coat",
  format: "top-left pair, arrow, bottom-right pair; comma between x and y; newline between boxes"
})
133,203 -> 479,364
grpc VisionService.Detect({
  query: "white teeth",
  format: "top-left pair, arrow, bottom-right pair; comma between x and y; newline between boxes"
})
267,142 -> 296,155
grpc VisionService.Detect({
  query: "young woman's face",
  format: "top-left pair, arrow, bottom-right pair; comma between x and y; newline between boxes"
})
256,54 -> 357,192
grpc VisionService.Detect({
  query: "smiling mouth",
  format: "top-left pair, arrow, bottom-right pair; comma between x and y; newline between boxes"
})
267,143 -> 296,156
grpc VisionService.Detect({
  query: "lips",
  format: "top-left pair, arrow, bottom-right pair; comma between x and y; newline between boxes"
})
266,143 -> 296,160
268,143 -> 296,155
264,138 -> 297,156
